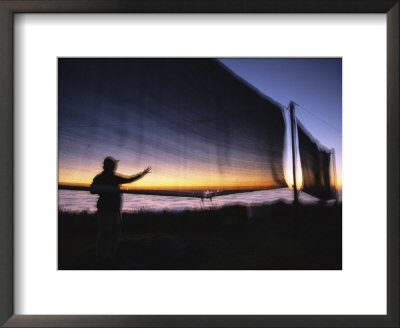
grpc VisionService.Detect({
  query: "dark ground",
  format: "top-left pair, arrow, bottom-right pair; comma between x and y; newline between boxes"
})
58,202 -> 342,270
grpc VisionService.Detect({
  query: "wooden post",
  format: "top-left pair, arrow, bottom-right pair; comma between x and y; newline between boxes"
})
331,148 -> 338,204
289,101 -> 298,203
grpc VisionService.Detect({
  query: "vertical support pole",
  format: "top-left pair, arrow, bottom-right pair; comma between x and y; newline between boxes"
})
289,101 -> 298,203
331,148 -> 338,204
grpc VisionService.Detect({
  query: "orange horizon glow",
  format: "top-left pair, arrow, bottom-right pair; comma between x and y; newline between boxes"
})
59,165 -> 342,191
58,173 -> 283,190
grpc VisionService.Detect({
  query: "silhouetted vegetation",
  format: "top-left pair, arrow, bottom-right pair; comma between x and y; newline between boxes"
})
58,202 -> 341,270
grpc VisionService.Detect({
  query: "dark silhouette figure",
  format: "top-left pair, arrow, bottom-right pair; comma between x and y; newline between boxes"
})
90,156 -> 151,261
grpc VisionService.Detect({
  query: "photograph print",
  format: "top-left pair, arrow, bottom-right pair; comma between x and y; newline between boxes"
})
58,58 -> 342,270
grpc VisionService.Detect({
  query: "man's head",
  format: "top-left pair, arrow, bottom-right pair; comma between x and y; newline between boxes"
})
103,156 -> 119,172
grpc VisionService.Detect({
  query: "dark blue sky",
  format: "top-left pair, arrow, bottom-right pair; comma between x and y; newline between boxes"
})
219,58 -> 342,186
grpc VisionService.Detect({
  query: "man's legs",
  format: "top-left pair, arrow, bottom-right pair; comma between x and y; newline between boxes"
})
111,212 -> 122,255
96,210 -> 113,260
97,210 -> 122,261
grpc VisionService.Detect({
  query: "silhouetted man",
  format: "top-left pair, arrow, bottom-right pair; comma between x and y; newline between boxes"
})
90,156 -> 151,261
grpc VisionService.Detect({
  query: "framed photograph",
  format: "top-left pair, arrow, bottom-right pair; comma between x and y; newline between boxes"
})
0,1 -> 398,327
57,57 -> 342,271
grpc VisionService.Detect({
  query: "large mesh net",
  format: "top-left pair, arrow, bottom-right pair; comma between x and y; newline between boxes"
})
58,58 -> 287,192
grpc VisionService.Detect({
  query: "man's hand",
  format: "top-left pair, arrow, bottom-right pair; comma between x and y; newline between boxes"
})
142,166 -> 152,176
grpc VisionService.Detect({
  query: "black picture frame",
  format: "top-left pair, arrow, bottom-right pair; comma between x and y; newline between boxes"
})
0,1 -> 398,327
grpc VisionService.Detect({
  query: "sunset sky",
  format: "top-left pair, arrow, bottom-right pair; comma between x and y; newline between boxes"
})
58,58 -> 342,191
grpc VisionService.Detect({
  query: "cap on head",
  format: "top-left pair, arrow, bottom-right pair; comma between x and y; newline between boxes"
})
103,156 -> 119,166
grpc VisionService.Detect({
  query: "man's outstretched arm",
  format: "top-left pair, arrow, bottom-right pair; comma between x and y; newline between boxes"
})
117,166 -> 152,184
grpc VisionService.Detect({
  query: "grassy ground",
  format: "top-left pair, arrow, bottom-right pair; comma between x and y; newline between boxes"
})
58,202 -> 342,270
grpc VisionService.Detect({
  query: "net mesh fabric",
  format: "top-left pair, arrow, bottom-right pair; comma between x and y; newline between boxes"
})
297,122 -> 333,200
58,58 -> 287,192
